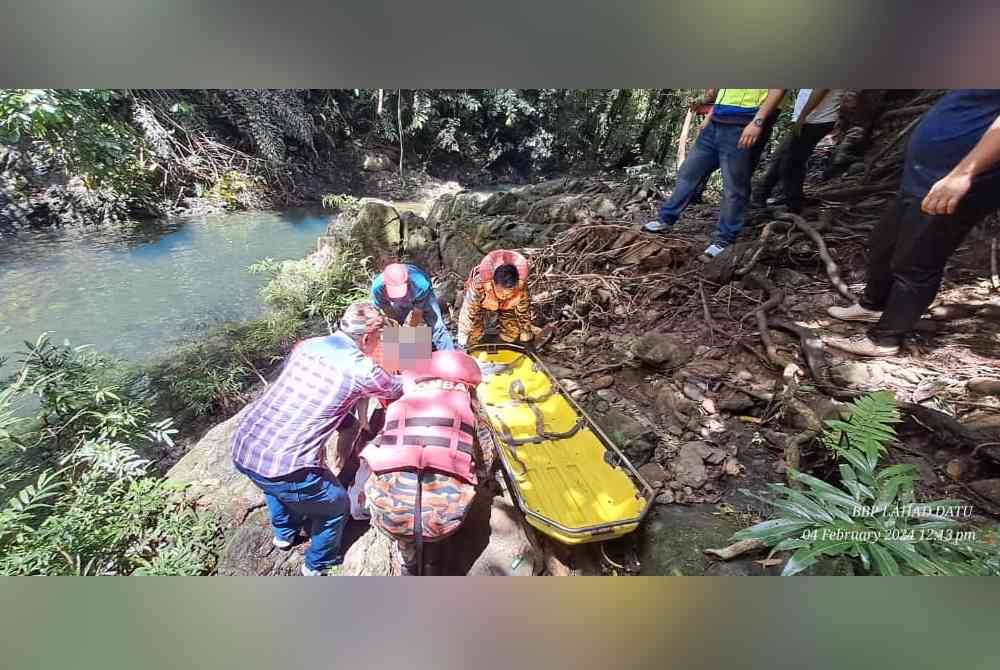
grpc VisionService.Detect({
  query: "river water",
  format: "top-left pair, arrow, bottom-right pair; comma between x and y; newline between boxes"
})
0,209 -> 332,377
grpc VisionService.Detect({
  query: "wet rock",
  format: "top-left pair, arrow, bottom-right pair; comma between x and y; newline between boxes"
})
638,462 -> 668,488
672,442 -> 710,488
829,361 -> 888,390
773,268 -> 810,288
682,382 -> 706,403
946,458 -> 969,482
589,374 -> 615,391
327,201 -> 404,271
479,191 -> 523,216
545,363 -> 575,379
631,332 -> 693,369
601,409 -> 648,443
595,388 -> 618,402
718,390 -> 755,413
655,490 -> 675,505
704,448 -> 728,466
166,405 -> 260,512
216,512 -> 305,576
362,152 -> 393,171
970,479 -> 1000,506
963,414 -> 1000,432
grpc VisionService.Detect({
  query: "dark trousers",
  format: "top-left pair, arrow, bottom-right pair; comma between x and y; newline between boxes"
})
861,194 -> 994,344
757,121 -> 835,211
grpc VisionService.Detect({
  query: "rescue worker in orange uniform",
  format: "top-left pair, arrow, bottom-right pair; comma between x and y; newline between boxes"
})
457,249 -> 536,349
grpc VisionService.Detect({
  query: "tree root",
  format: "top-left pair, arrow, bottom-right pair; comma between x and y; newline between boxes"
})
704,538 -> 767,560
812,180 -> 898,201
778,212 -> 856,304
743,272 -> 799,373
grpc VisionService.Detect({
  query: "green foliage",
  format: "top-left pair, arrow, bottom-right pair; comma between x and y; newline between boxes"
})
249,245 -> 368,324
822,390 -> 901,465
0,89 -> 157,206
0,336 -> 221,575
15,334 -> 175,457
733,392 -> 999,576
207,170 -> 264,210
321,193 -> 362,217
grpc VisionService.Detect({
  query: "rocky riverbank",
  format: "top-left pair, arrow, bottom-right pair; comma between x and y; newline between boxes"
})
167,91 -> 1000,575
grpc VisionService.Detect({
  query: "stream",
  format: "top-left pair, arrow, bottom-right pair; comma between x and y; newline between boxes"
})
0,186 -> 507,381
0,209 -> 332,379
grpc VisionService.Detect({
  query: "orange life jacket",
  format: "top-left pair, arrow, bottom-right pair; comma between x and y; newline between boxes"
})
466,249 -> 529,311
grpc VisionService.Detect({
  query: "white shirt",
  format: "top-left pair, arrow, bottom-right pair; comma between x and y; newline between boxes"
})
792,89 -> 843,124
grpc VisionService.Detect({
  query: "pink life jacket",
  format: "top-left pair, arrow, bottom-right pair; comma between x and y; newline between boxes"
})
361,350 -> 482,485
361,387 -> 478,484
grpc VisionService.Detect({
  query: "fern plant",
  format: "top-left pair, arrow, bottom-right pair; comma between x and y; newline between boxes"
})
822,390 -> 900,465
733,392 -> 999,576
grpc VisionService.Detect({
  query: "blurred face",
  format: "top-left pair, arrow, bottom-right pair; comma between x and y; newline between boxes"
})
359,328 -> 382,359
493,283 -> 516,301
378,325 -> 432,373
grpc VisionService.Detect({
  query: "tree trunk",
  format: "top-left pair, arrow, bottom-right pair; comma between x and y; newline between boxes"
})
676,109 -> 694,169
397,89 -> 404,183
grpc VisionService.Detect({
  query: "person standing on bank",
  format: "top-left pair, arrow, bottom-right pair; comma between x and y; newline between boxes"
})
231,302 -> 403,575
754,89 -> 844,212
644,89 -> 786,261
824,90 -> 1000,357
687,88 -> 783,207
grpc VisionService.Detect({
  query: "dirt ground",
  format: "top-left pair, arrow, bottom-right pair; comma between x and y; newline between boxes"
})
521,188 -> 1000,574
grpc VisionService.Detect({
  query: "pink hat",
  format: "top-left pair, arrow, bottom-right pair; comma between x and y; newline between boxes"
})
382,263 -> 409,300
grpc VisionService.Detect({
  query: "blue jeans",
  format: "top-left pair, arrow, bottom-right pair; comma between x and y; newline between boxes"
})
658,120 -> 754,245
234,463 -> 348,571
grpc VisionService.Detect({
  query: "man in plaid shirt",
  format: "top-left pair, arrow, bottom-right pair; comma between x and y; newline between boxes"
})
232,302 -> 403,575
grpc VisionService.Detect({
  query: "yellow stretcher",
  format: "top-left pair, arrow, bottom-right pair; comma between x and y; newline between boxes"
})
470,344 -> 654,545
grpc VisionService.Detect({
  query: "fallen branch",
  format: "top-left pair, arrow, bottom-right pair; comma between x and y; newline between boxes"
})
704,538 -> 767,560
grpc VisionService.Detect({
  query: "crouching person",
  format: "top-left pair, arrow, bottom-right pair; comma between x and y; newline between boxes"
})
457,249 -> 536,349
360,349 -> 484,575
231,302 -> 403,576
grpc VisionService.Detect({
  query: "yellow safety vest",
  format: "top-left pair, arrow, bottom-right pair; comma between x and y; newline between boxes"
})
715,89 -> 769,109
